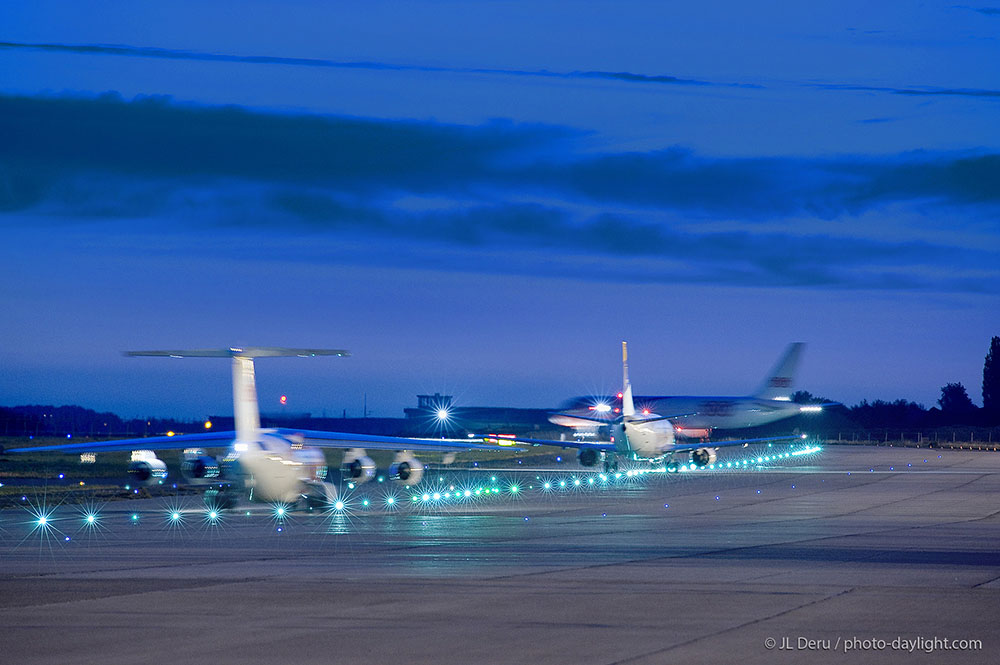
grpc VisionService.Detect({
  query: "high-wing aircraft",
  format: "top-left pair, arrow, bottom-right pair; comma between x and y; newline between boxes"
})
492,342 -> 807,472
3,347 -> 514,508
551,342 -> 826,439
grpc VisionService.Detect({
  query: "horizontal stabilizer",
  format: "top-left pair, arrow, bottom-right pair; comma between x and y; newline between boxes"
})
125,347 -> 349,358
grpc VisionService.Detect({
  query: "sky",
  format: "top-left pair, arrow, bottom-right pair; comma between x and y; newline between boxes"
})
1,1 -> 998,419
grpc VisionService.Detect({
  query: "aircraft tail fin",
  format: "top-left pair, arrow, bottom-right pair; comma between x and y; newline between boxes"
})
622,341 -> 635,417
753,342 -> 805,401
125,347 -> 349,443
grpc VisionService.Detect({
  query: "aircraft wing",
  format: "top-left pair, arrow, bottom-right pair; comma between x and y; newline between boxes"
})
482,435 -> 615,451
271,428 -> 520,452
666,434 -> 807,451
481,433 -> 805,453
2,431 -> 238,454
2,429 -> 520,455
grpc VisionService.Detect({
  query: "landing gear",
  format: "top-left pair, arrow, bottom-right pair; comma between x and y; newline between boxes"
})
299,480 -> 337,511
204,486 -> 240,510
665,460 -> 679,473
603,457 -> 619,473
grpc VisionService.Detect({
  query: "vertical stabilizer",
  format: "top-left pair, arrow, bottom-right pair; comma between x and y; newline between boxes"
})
753,342 -> 805,401
622,341 -> 635,417
232,356 -> 261,442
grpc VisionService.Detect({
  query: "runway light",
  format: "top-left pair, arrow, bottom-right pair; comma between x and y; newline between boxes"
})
334,500 -> 345,510
385,496 -> 395,506
85,514 -> 96,524
543,482 -> 551,490
170,512 -> 181,521
204,420 -> 212,429
436,408 -> 449,420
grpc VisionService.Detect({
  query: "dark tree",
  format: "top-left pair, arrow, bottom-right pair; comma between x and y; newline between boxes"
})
984,336 -> 1000,425
938,382 -> 977,421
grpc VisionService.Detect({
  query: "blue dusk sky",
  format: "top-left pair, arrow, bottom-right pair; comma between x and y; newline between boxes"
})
1,1 -> 998,419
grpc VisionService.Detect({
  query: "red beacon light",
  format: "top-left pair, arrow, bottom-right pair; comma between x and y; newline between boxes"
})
279,395 -> 287,405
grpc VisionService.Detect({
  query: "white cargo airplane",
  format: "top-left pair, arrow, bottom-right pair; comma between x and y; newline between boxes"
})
551,342 -> 824,438
494,342 -> 808,472
4,347 -> 514,508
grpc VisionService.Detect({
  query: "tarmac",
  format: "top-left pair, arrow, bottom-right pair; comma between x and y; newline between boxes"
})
2,444 -> 999,664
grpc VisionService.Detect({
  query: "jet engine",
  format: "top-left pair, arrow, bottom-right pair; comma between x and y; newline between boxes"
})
127,450 -> 168,486
578,448 -> 600,467
689,448 -> 717,467
389,453 -> 424,486
341,448 -> 377,484
180,449 -> 221,482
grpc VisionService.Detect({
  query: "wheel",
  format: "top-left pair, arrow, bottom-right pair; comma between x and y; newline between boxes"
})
204,487 -> 239,510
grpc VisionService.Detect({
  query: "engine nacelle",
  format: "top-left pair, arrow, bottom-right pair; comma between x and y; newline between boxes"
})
578,448 -> 600,467
389,454 -> 424,486
341,448 -> 377,485
127,450 -> 168,486
180,453 -> 221,482
689,448 -> 718,467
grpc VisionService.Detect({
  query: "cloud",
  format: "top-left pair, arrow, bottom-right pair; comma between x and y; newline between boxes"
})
0,40 -> 719,89
953,5 -> 1000,17
1,92 -> 997,293
814,83 -> 1000,99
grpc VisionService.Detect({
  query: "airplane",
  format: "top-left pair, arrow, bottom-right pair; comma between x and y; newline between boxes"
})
551,341 -> 826,439
2,347 -> 515,509
490,342 -> 809,473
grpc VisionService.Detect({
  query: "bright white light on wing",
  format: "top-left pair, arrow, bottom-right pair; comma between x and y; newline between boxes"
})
799,405 -> 823,413
593,403 -> 611,413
